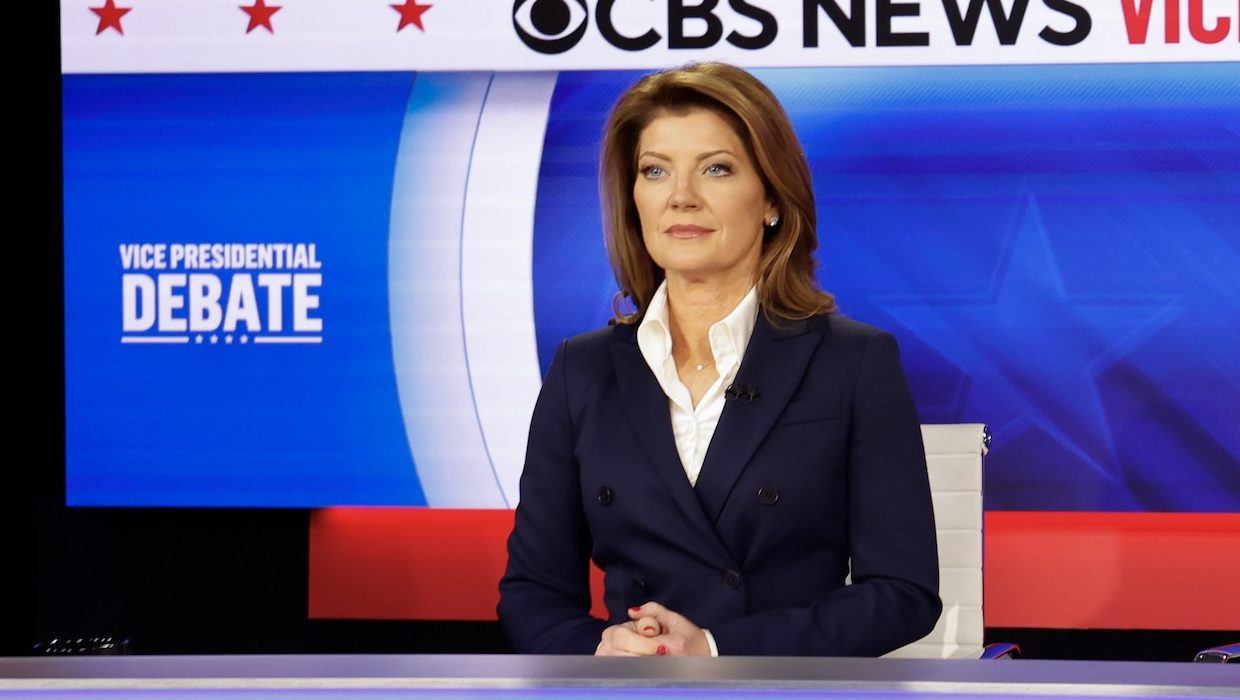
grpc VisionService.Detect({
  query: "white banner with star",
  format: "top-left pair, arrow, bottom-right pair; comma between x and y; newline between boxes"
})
62,0 -> 1238,74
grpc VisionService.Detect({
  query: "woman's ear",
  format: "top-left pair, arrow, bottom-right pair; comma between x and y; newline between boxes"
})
764,197 -> 780,228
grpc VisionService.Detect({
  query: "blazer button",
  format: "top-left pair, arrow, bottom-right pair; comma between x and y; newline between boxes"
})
631,577 -> 648,596
721,570 -> 742,589
757,484 -> 780,506
597,486 -> 614,506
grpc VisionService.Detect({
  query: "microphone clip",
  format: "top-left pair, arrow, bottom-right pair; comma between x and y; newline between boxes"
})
725,383 -> 760,403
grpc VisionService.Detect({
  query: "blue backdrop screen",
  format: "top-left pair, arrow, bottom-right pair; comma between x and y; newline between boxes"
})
64,65 -> 1240,511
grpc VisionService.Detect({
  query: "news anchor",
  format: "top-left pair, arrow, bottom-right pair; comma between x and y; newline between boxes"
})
499,63 -> 940,657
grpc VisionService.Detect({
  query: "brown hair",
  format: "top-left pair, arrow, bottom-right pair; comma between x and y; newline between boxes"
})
601,62 -> 836,324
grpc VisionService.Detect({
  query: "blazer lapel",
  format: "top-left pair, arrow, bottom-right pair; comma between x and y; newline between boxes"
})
610,327 -> 732,559
693,314 -> 823,524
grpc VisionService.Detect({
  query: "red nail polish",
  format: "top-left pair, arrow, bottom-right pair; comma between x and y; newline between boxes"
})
643,625 -> 655,633
629,606 -> 642,612
656,645 -> 668,656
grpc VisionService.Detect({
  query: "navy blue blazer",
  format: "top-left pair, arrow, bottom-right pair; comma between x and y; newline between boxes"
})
498,311 -> 941,656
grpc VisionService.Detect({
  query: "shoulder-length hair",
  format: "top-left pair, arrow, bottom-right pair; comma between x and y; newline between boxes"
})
600,62 -> 836,324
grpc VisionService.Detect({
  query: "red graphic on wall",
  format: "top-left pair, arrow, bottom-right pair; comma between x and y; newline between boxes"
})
91,0 -> 132,35
241,0 -> 282,34
391,0 -> 432,32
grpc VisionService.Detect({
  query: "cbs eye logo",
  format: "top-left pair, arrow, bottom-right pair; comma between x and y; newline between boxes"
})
513,0 -> 589,54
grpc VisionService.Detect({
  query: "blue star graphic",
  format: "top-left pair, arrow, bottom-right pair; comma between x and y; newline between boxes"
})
878,196 -> 1181,488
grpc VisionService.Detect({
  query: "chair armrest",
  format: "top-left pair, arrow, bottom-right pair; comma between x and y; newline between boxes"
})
1194,642 -> 1240,663
980,642 -> 1022,660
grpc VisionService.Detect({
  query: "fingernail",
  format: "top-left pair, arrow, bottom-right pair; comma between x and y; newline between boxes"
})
629,606 -> 642,612
656,645 -> 668,656
643,625 -> 655,633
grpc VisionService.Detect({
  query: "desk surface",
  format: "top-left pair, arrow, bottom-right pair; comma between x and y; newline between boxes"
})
1,655 -> 1238,698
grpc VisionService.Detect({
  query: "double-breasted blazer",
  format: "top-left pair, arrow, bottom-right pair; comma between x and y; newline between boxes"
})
498,311 -> 941,656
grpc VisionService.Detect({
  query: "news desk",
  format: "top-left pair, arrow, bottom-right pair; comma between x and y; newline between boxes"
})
1,655 -> 1238,698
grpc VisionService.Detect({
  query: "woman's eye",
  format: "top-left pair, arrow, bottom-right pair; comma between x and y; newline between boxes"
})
704,163 -> 732,177
640,165 -> 665,179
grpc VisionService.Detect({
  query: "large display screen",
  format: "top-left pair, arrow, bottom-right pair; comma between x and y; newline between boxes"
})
63,63 -> 1240,509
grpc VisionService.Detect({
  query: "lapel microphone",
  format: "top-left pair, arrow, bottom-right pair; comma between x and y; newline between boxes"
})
725,383 -> 760,403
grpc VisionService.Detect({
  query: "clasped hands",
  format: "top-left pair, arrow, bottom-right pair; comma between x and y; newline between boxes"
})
595,601 -> 712,656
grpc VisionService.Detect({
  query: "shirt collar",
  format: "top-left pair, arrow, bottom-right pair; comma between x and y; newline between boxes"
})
637,280 -> 759,373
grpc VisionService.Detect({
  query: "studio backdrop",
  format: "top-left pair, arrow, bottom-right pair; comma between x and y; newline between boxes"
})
61,0 -> 1240,629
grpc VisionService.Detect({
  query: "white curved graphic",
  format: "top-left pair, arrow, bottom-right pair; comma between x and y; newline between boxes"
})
389,72 -> 556,508
460,73 -> 559,507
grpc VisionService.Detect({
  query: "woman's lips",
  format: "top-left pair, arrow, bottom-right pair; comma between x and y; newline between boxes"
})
665,224 -> 714,238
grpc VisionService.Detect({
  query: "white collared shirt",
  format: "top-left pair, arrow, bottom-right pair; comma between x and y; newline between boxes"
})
636,281 -> 759,487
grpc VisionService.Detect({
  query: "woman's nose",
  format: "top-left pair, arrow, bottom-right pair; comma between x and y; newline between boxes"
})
669,175 -> 699,209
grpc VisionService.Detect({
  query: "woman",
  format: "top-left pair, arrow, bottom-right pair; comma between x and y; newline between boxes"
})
498,63 -> 940,657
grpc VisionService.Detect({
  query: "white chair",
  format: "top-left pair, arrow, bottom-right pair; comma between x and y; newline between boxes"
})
884,423 -> 988,659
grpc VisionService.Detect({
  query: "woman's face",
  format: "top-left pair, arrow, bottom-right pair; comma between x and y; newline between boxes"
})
633,108 -> 776,287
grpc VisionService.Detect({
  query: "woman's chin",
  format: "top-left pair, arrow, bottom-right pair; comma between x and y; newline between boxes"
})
662,266 -> 756,288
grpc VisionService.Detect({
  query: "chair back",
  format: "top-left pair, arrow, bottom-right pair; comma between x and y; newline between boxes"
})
884,423 -> 987,659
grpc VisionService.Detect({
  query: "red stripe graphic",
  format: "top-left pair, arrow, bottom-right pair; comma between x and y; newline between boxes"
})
984,511 -> 1240,630
310,508 -> 1240,630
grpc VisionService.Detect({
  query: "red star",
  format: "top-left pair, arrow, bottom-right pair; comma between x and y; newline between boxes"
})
391,0 -> 432,32
90,0 -> 132,35
240,0 -> 281,34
